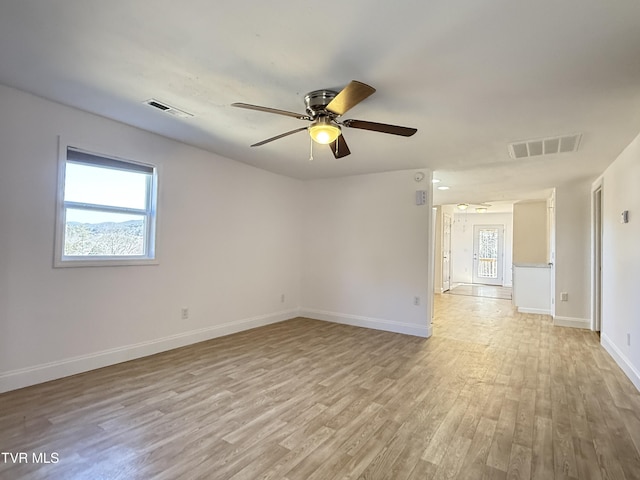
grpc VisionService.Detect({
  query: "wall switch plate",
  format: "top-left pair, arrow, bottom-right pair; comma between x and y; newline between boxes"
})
415,190 -> 427,206
560,292 -> 568,302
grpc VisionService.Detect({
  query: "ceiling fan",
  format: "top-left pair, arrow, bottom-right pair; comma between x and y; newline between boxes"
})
232,80 -> 417,159
457,203 -> 492,213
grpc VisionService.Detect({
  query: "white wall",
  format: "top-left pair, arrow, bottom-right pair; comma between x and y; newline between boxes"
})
300,170 -> 433,337
553,180 -> 592,328
0,84 -> 435,392
451,212 -> 514,286
513,265 -> 551,314
600,131 -> 640,390
0,85 -> 302,392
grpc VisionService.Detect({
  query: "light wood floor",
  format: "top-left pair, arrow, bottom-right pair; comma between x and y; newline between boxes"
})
446,283 -> 513,300
1,295 -> 639,479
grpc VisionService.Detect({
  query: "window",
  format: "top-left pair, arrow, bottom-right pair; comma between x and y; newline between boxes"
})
55,145 -> 158,267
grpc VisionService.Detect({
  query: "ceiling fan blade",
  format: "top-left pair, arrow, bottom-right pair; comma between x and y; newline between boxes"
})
342,119 -> 417,137
329,135 -> 351,159
232,102 -> 311,120
325,81 -> 376,116
250,127 -> 308,147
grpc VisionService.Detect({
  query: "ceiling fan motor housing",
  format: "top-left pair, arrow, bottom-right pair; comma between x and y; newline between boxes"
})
304,89 -> 338,117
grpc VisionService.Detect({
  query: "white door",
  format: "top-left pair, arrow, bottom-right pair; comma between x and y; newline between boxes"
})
442,213 -> 452,292
472,225 -> 504,286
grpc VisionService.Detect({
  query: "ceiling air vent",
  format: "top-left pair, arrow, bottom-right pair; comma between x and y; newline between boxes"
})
143,99 -> 193,118
508,133 -> 581,159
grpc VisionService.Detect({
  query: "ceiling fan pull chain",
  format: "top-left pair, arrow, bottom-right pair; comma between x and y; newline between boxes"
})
309,137 -> 314,161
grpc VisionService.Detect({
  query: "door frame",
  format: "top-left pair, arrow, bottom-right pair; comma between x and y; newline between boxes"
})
442,213 -> 452,292
591,179 -> 603,332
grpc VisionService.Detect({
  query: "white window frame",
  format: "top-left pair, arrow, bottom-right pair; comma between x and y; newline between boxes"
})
54,139 -> 159,267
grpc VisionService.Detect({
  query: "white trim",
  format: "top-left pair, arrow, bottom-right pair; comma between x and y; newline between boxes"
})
590,177 -> 604,332
300,308 -> 431,338
553,316 -> 590,329
54,136 -> 160,268
0,309 -> 298,394
517,307 -> 551,315
601,333 -> 640,392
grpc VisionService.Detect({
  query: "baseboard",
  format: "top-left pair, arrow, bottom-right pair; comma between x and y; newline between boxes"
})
300,308 -> 431,338
0,309 -> 299,394
553,316 -> 590,329
517,307 -> 551,315
601,333 -> 640,392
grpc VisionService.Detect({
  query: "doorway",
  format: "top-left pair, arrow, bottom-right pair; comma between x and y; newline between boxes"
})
472,224 -> 504,286
442,213 -> 452,292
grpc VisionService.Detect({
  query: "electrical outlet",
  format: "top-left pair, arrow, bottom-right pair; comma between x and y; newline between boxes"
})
181,307 -> 189,320
414,296 -> 420,306
280,294 -> 285,303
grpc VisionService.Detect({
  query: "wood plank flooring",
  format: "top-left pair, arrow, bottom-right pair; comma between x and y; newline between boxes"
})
446,283 -> 513,300
1,294 -> 639,479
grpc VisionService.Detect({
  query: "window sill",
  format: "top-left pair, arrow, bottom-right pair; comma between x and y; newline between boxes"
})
53,257 -> 159,268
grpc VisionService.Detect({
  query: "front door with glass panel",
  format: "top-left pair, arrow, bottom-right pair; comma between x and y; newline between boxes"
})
472,225 -> 504,286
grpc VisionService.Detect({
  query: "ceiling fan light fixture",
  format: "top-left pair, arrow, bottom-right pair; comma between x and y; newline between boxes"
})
308,117 -> 341,145
232,81 -> 417,157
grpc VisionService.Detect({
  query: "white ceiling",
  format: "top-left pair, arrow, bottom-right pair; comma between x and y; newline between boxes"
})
2,0 -> 640,207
